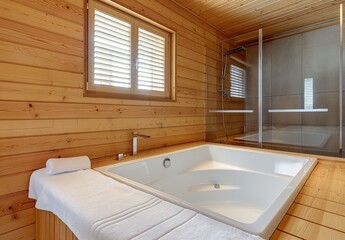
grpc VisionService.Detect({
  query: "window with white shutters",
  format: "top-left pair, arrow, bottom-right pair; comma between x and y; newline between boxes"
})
86,0 -> 175,100
230,65 -> 246,98
94,10 -> 131,88
138,28 -> 165,92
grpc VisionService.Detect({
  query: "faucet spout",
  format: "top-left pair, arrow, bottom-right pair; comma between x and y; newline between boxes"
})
132,132 -> 150,155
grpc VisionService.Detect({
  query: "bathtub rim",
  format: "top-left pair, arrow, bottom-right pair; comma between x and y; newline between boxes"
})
98,143 -> 315,172
96,143 -> 317,239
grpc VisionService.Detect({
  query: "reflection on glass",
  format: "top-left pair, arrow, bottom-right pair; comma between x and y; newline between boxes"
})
304,78 -> 313,110
230,65 -> 246,99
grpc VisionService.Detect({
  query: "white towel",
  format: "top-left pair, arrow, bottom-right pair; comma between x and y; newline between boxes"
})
46,156 -> 90,175
29,169 -> 263,240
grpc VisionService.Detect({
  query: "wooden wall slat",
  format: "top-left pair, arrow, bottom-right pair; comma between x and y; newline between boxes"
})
177,66 -> 206,83
0,208 -> 35,235
112,0 -> 220,51
177,46 -> 207,65
179,77 -> 207,91
177,56 -> 207,74
0,41 -> 83,73
177,87 -> 206,100
0,18 -> 83,57
135,0 -> 218,44
0,172 -> 31,196
64,0 -> 83,8
0,191 -> 35,217
13,0 -> 84,25
0,62 -> 83,88
0,82 -> 206,107
0,152 -> 55,177
0,0 -> 83,40
0,101 -> 204,120
155,0 -> 224,39
0,133 -> 203,179
0,117 -> 205,138
0,223 -> 35,240
0,125 -> 205,157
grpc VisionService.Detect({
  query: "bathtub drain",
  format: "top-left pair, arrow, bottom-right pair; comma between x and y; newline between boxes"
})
214,184 -> 220,189
163,158 -> 171,168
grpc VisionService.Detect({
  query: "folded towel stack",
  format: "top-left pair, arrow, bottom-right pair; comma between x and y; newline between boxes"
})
46,156 -> 91,175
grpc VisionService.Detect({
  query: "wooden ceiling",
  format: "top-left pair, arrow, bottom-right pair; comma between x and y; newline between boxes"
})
172,0 -> 344,44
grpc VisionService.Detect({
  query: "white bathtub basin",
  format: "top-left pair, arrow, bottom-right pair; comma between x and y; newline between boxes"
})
97,144 -> 316,239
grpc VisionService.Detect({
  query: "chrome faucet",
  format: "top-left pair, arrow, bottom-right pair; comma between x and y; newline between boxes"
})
132,132 -> 150,155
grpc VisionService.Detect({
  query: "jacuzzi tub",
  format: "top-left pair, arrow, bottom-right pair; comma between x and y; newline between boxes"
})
97,144 -> 316,239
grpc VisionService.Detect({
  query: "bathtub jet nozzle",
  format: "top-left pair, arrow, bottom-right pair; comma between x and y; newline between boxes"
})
214,184 -> 220,189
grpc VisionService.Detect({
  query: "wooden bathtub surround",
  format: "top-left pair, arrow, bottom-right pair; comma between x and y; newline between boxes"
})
36,210 -> 77,240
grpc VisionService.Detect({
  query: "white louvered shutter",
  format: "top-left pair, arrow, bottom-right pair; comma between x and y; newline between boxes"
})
230,65 -> 246,98
138,28 -> 165,92
93,10 -> 131,88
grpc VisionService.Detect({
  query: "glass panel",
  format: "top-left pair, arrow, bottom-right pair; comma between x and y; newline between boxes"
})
242,31 -> 260,147
205,31 -> 260,147
300,24 -> 340,155
206,4 -> 343,158
262,24 -> 340,156
263,33 -> 304,151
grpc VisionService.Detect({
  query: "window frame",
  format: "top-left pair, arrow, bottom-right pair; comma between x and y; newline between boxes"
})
85,0 -> 176,101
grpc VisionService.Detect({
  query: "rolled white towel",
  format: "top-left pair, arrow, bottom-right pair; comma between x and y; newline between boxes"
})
46,156 -> 91,175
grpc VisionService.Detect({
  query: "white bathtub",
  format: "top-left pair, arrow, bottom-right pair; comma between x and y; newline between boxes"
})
97,144 -> 316,239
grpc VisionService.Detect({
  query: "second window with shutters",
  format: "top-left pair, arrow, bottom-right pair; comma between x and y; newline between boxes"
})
86,0 -> 175,100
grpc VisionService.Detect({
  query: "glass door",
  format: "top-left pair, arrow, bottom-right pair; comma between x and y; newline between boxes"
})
262,9 -> 342,156
206,30 -> 261,146
207,4 -> 344,157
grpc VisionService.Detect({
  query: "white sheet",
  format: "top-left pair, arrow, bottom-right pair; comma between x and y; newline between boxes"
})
29,168 -> 263,240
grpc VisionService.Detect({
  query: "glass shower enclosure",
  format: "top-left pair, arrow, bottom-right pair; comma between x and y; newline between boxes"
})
206,4 -> 344,157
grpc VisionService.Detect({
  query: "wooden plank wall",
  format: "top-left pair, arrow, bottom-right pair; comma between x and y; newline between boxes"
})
0,0 -> 245,238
